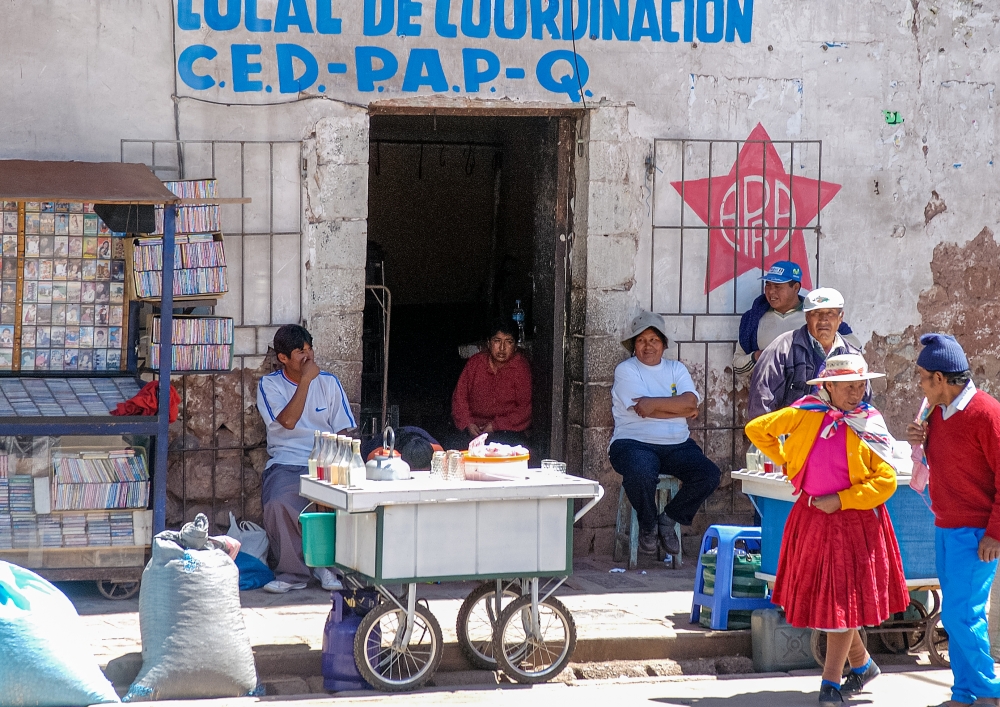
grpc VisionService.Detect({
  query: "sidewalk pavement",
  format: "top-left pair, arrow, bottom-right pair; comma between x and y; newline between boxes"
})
75,667 -> 956,706
66,556 -> 750,682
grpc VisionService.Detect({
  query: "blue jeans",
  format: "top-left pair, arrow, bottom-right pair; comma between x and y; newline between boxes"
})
609,438 -> 721,531
936,526 -> 1000,703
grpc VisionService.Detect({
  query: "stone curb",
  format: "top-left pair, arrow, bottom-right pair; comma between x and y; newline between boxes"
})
102,630 -> 751,688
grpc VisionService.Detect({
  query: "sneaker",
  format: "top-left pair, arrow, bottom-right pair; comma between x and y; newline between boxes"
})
841,659 -> 881,695
313,567 -> 343,591
657,512 -> 681,555
262,580 -> 308,594
638,529 -> 659,554
818,683 -> 844,703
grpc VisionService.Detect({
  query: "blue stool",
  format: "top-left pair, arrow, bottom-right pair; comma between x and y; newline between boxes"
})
690,525 -> 773,630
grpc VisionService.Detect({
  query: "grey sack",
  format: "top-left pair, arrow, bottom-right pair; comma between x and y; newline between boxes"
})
125,514 -> 258,701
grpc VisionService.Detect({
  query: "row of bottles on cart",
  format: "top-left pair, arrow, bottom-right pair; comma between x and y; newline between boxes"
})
307,431 -> 364,487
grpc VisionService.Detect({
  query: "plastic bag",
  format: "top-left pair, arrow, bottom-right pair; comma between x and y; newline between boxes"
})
227,512 -> 269,564
0,561 -> 120,707
124,514 -> 258,701
234,552 -> 275,591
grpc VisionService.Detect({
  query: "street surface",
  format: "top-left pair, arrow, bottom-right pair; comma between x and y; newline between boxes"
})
108,668 -> 953,707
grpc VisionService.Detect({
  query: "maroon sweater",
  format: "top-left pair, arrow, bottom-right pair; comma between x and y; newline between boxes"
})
926,390 -> 1000,540
451,351 -> 532,433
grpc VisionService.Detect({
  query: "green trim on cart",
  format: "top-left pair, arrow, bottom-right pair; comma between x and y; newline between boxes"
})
374,506 -> 384,579
331,568 -> 572,585
566,498 -> 575,573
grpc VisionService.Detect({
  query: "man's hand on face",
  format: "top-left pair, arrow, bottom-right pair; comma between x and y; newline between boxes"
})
979,535 -> 1000,563
905,421 -> 927,446
300,359 -> 321,383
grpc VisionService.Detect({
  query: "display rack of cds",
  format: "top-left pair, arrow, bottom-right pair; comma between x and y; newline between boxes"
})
150,315 -> 233,371
131,180 -> 228,301
0,201 -> 129,372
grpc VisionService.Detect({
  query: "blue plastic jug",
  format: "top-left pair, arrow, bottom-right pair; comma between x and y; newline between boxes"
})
322,591 -> 374,692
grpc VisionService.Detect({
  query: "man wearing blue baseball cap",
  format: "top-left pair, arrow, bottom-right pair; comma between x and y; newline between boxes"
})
907,334 -> 1000,707
734,261 -> 807,376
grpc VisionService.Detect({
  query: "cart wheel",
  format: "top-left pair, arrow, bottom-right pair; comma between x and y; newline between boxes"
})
928,619 -> 950,668
810,627 -> 868,671
96,580 -> 140,600
456,581 -> 521,670
494,594 -> 577,684
904,599 -> 930,650
354,601 -> 443,691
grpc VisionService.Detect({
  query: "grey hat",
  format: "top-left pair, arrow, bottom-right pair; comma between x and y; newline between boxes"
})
621,311 -> 668,353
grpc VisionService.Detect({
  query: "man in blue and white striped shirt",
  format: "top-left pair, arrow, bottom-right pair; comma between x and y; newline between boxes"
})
256,324 -> 355,593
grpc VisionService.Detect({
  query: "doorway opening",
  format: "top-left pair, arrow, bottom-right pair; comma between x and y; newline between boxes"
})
363,112 -> 575,458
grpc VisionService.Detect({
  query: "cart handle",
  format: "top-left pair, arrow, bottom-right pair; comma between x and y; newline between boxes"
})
574,484 -> 605,523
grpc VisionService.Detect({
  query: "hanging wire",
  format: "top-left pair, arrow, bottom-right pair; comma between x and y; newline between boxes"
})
440,145 -> 446,166
465,146 -> 476,175
569,0 -> 588,110
493,151 -> 502,173
373,141 -> 381,176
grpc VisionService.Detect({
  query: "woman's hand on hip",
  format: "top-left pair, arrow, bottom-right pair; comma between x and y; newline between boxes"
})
811,494 -> 842,514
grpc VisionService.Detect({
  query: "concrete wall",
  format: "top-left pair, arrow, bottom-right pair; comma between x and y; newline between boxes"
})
3,1 -> 999,539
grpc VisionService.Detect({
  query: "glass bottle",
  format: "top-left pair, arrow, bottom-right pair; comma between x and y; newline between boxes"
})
349,439 -> 365,488
308,430 -> 322,480
321,432 -> 337,483
337,435 -> 352,486
329,434 -> 346,486
512,299 -> 525,346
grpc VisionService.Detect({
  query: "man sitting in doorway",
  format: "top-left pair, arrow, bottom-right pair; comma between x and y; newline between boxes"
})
256,324 -> 355,594
451,318 -> 532,450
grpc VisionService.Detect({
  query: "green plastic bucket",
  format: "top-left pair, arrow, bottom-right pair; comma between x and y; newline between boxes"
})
300,511 -> 336,567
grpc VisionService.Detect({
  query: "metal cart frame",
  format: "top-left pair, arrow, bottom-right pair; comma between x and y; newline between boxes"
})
300,473 -> 604,690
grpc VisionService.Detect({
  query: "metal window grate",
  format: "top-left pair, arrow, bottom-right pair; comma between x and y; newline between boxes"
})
649,135 -> 828,476
121,139 -> 304,527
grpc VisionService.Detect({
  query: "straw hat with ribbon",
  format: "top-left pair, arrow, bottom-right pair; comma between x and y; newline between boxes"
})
806,353 -> 885,386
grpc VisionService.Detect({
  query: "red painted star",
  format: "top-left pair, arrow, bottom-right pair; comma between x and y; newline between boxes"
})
670,123 -> 841,293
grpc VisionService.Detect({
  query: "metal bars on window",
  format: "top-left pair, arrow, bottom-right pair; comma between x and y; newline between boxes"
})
649,136 -> 827,472
121,139 -> 305,527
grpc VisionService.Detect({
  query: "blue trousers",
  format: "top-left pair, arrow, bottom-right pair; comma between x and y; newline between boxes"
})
609,438 -> 721,531
936,526 -> 1000,703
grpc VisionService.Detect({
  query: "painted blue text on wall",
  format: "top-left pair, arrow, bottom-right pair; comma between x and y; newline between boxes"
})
175,0 -> 754,102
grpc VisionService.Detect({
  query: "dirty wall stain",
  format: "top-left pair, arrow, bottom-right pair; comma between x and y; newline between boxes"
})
866,226 -> 999,435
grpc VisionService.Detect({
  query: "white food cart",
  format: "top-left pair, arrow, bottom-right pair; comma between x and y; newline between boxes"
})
300,472 -> 604,690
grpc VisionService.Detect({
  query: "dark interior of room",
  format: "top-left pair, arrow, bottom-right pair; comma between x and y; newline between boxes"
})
363,114 -> 563,455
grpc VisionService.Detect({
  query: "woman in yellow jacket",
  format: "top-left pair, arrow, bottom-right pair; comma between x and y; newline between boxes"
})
745,354 -> 908,704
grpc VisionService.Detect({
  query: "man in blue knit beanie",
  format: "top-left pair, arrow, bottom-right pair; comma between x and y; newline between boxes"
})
908,333 -> 1000,707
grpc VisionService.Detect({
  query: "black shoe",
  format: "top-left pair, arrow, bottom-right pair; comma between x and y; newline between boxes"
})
657,512 -> 681,555
638,529 -> 659,554
818,683 -> 844,703
840,660 -> 881,695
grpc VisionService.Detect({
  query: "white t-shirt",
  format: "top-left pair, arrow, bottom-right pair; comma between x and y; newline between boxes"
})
256,370 -> 356,469
610,357 -> 702,446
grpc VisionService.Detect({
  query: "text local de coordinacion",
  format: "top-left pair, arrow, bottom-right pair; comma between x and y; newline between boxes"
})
176,0 -> 754,100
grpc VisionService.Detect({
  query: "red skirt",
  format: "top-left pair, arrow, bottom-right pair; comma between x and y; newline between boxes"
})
772,496 -> 909,630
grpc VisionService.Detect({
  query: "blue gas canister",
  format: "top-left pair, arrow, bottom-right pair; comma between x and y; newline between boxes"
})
322,590 -> 373,692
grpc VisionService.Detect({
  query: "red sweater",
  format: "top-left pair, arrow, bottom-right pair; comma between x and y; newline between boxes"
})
451,351 -> 532,432
926,390 -> 1000,540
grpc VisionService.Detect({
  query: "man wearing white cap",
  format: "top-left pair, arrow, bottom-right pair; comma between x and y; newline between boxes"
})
748,288 -> 865,419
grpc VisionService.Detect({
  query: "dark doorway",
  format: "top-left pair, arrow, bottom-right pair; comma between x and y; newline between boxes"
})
363,112 -> 575,458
